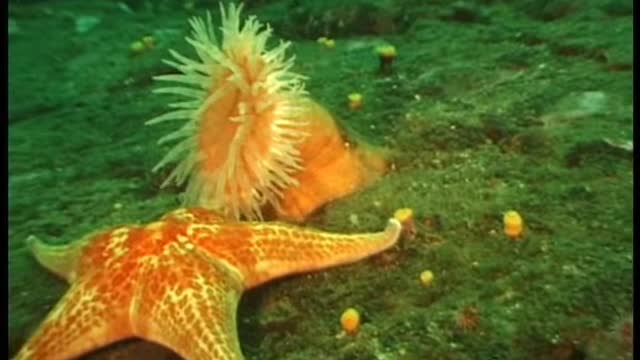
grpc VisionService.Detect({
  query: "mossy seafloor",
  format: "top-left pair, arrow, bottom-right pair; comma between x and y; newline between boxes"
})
8,0 -> 633,359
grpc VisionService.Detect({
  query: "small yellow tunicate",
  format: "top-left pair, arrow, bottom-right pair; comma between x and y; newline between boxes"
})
394,208 -> 414,223
340,308 -> 361,335
129,40 -> 146,55
420,270 -> 434,287
394,208 -> 416,237
347,93 -> 363,110
324,39 -> 335,48
141,35 -> 155,49
375,44 -> 397,59
503,210 -> 524,239
317,36 -> 328,44
375,44 -> 397,74
183,0 -> 195,11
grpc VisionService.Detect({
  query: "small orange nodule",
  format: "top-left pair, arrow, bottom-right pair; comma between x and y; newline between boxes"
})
347,93 -> 363,110
340,308 -> 361,335
503,210 -> 523,239
419,270 -> 434,287
457,306 -> 480,331
317,37 -> 336,48
375,45 -> 397,59
141,35 -> 155,49
393,208 -> 413,223
324,39 -> 336,48
394,208 -> 416,237
129,40 -> 146,55
130,36 -> 155,56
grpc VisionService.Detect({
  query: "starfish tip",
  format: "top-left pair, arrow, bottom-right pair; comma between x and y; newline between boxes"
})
386,218 -> 402,242
25,234 -> 38,248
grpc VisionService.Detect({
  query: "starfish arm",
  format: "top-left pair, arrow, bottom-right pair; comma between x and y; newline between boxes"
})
13,272 -> 135,360
132,250 -> 245,360
241,218 -> 402,288
26,234 -> 91,283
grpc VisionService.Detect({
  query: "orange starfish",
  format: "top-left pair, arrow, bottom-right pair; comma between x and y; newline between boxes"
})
14,208 -> 401,360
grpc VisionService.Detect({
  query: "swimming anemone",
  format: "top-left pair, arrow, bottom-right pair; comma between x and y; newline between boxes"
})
148,3 -> 387,222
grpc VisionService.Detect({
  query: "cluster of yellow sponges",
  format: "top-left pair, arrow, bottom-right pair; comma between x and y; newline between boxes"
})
338,208 -> 525,339
317,36 -> 335,48
130,35 -> 155,56
344,44 -> 398,110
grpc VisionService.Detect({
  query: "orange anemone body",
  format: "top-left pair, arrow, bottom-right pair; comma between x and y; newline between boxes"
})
277,100 -> 387,222
148,4 -> 386,222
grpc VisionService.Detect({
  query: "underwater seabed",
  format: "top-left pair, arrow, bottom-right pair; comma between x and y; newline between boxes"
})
8,0 -> 633,359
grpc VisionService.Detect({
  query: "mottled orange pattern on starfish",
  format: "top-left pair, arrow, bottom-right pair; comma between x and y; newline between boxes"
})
14,208 -> 401,360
